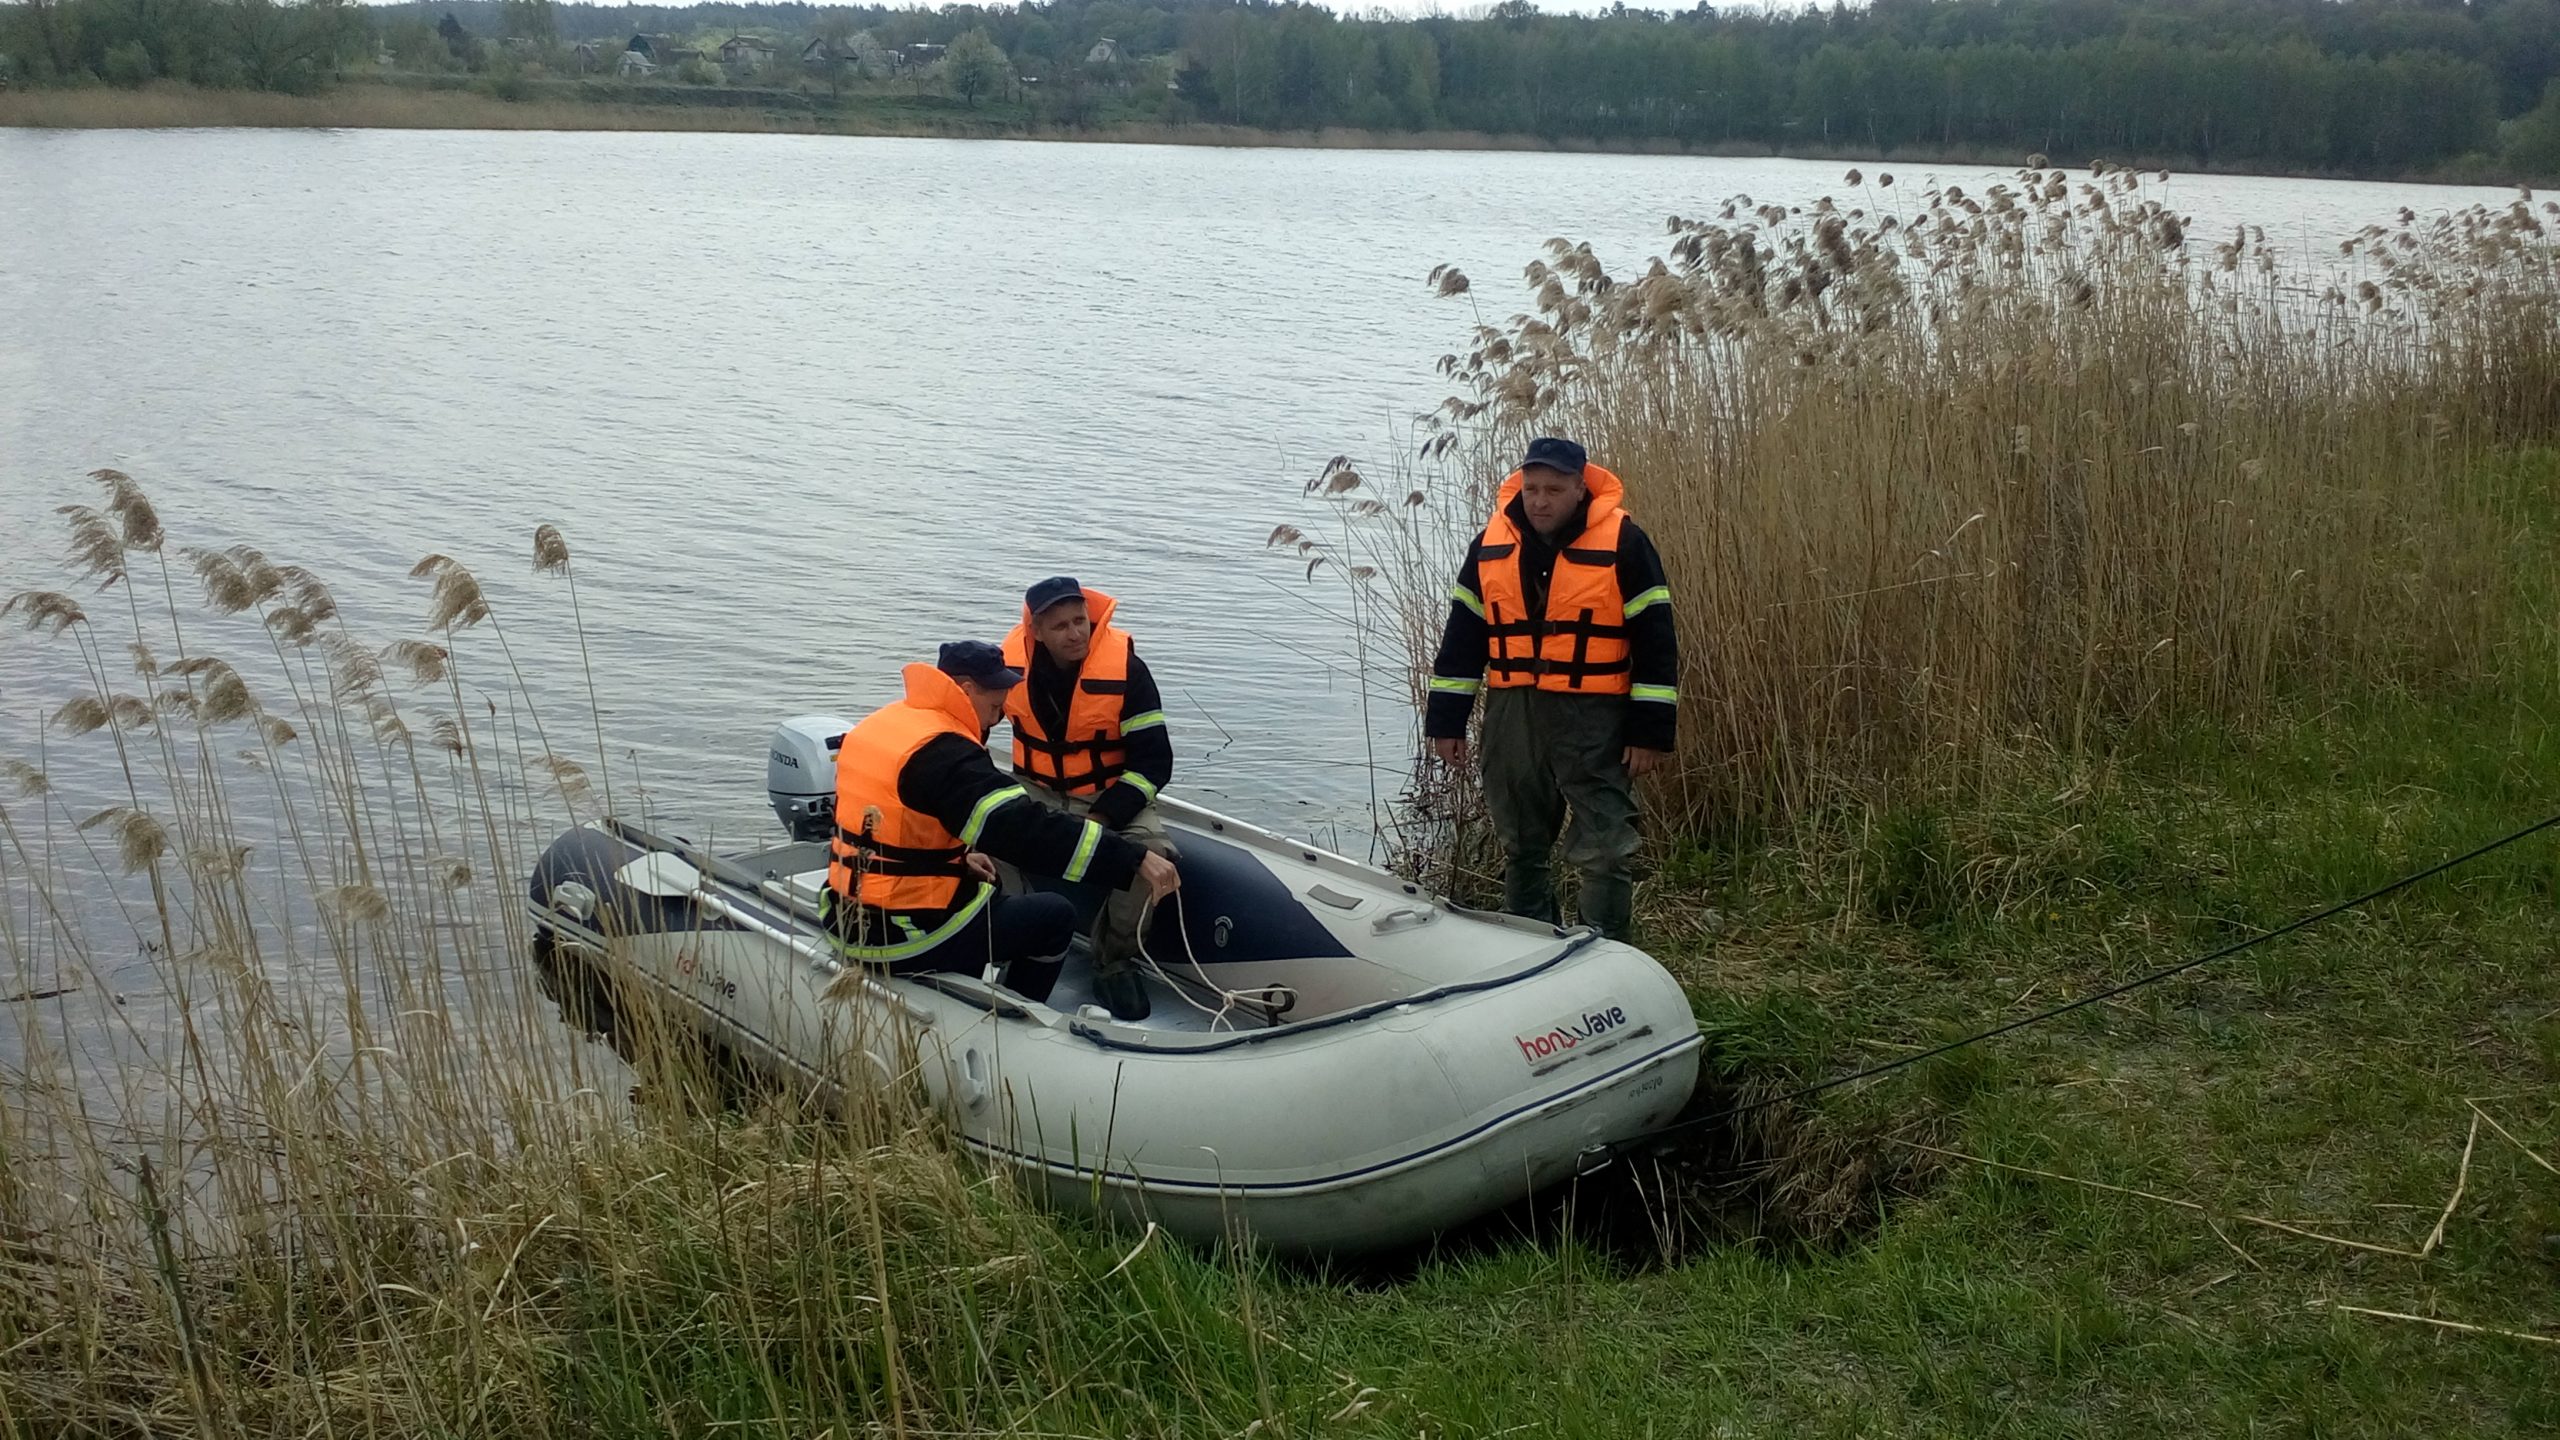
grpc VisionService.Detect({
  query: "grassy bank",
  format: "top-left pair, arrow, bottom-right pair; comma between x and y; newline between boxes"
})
0,78 -> 2539,184
1369,675 -> 2560,1433
0,78 -> 1739,147
0,77 -> 1844,154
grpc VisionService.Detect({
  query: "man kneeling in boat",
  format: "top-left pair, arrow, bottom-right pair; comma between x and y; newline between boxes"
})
999,575 -> 1177,1022
825,640 -> 1180,1003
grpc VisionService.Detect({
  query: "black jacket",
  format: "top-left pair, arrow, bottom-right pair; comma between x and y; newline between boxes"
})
1425,492 -> 1680,753
846,732 -> 1144,942
1020,645 -> 1174,831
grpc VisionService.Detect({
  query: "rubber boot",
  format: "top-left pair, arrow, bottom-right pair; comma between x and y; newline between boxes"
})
1092,966 -> 1151,1022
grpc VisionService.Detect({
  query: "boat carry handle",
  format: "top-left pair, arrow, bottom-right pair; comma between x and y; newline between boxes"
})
1370,905 -> 1437,935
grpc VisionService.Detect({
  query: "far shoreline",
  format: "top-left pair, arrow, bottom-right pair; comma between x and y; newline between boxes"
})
0,81 -> 2535,190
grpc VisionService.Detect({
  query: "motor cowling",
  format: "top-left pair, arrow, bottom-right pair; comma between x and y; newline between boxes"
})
768,714 -> 852,842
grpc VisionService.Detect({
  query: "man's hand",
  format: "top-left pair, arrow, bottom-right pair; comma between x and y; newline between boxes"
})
1621,746 -> 1669,779
1431,736 -> 1468,769
1137,851 -> 1181,902
963,851 -> 999,884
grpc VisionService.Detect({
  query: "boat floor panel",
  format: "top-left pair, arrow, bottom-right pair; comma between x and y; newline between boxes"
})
1046,949 -> 1271,1036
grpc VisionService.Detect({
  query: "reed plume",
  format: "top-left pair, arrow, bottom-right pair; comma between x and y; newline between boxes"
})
383,639 -> 450,686
0,757 -> 49,796
3,590 -> 89,635
531,523 -> 571,575
76,804 -> 167,872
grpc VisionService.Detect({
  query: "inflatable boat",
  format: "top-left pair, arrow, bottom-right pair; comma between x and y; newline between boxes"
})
523,716 -> 1703,1255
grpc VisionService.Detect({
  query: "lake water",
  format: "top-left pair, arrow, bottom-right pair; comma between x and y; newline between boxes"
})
0,129 -> 2523,1103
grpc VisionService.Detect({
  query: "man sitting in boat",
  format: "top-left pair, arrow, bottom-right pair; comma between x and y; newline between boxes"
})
999,576 -> 1177,1021
825,640 -> 1180,1002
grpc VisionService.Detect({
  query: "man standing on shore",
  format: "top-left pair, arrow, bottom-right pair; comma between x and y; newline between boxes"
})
1423,437 -> 1678,942
1000,577 -> 1178,1021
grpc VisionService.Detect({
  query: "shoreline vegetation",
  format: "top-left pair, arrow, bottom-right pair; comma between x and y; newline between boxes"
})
5,169 -> 2559,1430
0,78 -> 2544,188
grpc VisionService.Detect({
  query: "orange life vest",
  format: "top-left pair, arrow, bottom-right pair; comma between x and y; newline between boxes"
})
1477,465 -> 1636,695
827,665 -> 988,931
1001,589 -> 1136,796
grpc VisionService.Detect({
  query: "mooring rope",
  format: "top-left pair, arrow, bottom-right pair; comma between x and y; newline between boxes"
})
1608,806 -> 2560,1155
1133,886 -> 1295,1031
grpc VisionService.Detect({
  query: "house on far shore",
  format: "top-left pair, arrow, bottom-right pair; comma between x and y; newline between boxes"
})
718,35 -> 777,71
1086,37 -> 1125,64
616,48 -> 655,77
802,32 -> 897,78
627,33 -> 705,68
903,42 -> 946,68
570,41 -> 601,72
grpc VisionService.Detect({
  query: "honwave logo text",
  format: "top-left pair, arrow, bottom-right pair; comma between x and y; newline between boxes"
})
1515,1001 -> 1631,1066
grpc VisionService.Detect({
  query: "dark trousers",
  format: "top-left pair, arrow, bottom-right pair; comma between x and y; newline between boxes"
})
1479,686 -> 1641,941
827,891 -> 1077,1003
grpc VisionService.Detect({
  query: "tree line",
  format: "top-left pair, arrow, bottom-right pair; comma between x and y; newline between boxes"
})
5,0 -> 365,92
6,0 -> 2559,176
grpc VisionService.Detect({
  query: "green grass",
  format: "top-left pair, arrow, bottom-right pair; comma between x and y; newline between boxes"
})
1577,684 -> 2560,1434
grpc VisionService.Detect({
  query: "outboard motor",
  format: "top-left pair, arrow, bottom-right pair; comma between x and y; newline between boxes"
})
767,714 -> 852,841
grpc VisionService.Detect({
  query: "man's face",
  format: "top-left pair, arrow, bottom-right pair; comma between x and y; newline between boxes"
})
1519,465 -> 1588,538
1033,598 -> 1092,667
958,679 -> 1010,734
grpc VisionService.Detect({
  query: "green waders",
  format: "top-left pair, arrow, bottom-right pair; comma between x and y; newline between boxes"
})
1478,686 -> 1640,941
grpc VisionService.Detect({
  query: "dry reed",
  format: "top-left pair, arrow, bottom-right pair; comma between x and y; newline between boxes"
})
0,480 -> 1170,1436
1294,168 -> 2560,839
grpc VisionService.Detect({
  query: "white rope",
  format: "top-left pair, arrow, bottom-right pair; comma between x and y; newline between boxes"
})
1132,887 -> 1293,1031
1133,888 -> 1239,1029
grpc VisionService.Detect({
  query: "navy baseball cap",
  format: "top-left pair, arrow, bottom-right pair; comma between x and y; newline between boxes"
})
936,640 -> 1023,689
1521,436 -> 1588,475
1024,575 -> 1084,616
